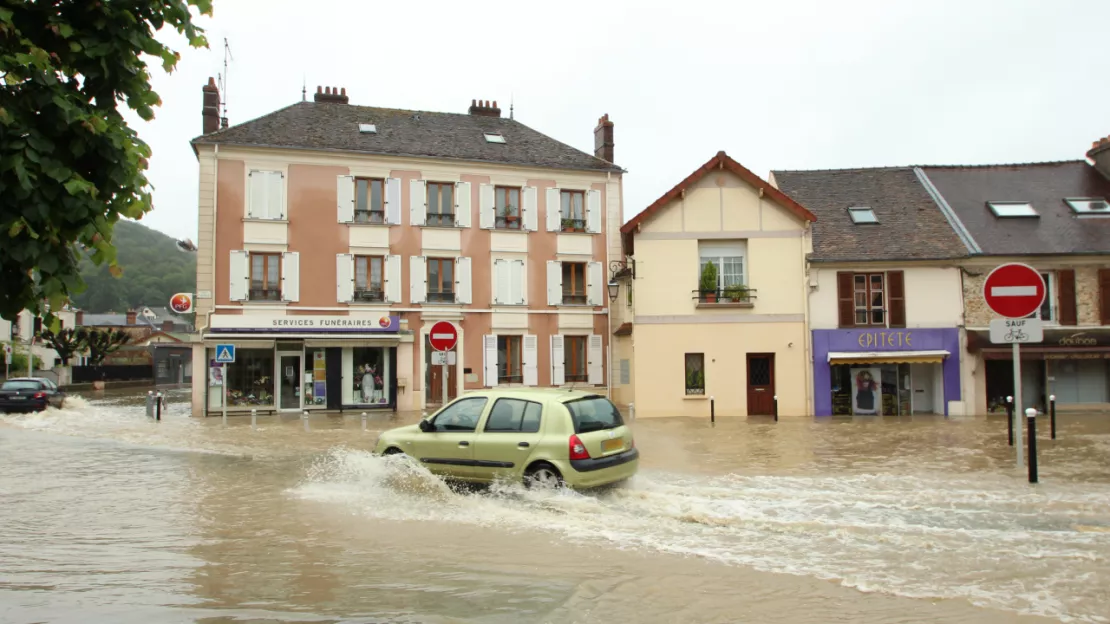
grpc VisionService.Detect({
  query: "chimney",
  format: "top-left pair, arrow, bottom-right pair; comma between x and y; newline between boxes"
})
202,77 -> 221,134
75,310 -> 84,326
1088,134 -> 1110,179
314,86 -> 349,104
594,114 -> 614,163
468,99 -> 501,117
126,309 -> 137,326
162,320 -> 174,332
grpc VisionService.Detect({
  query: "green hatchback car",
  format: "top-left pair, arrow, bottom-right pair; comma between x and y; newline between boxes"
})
374,389 -> 638,489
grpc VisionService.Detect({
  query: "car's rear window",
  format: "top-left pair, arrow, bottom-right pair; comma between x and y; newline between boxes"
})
2,381 -> 40,391
565,397 -> 623,433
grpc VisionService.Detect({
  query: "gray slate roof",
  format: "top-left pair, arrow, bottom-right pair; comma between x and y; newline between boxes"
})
920,161 -> 1110,255
772,167 -> 970,262
192,102 -> 620,173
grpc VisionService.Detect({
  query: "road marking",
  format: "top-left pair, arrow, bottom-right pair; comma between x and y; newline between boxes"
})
991,286 -> 1037,297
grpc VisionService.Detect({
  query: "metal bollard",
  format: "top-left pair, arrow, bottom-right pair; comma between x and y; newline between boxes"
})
303,410 -> 310,432
1026,408 -> 1038,484
155,392 -> 162,421
629,402 -> 635,420
146,391 -> 154,419
1006,395 -> 1014,446
1049,394 -> 1056,440
361,412 -> 368,432
710,396 -> 715,424
251,408 -> 257,430
773,395 -> 779,422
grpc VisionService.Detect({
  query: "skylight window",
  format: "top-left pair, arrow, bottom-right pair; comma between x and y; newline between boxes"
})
483,132 -> 506,144
987,201 -> 1038,218
1065,198 -> 1110,215
847,206 -> 878,224
358,123 -> 377,134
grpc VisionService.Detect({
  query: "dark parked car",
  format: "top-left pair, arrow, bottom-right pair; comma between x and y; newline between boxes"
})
0,378 -> 66,412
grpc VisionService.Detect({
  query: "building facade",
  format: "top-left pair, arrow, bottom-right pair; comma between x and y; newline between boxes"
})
188,83 -> 622,416
618,152 -> 816,418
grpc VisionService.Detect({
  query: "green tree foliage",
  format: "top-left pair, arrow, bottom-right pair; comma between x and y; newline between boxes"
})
71,220 -> 196,313
83,328 -> 130,366
0,0 -> 210,323
36,326 -> 82,364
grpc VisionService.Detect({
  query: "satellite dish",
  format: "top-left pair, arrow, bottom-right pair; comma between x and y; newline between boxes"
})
176,238 -> 197,252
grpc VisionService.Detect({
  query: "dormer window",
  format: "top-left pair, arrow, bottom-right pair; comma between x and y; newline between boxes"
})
1065,197 -> 1109,215
358,123 -> 377,134
484,132 -> 506,144
987,201 -> 1037,218
847,206 -> 878,224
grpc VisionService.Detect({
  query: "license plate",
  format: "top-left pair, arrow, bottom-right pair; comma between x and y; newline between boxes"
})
10,396 -> 25,400
601,437 -> 624,452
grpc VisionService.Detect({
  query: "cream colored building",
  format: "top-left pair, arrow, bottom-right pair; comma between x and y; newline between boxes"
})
616,152 -> 816,418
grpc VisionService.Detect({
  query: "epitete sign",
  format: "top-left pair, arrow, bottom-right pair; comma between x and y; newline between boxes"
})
209,314 -> 400,333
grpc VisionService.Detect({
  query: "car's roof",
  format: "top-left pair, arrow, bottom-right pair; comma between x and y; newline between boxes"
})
461,387 -> 605,404
4,377 -> 44,382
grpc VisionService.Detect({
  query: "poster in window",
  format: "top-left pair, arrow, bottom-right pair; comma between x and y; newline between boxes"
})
850,367 -> 881,415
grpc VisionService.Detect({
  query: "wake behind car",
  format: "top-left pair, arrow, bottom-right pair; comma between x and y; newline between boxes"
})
0,378 -> 66,413
375,389 -> 638,489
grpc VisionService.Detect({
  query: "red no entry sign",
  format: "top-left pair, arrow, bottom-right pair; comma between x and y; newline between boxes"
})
429,321 -> 458,352
983,263 -> 1046,319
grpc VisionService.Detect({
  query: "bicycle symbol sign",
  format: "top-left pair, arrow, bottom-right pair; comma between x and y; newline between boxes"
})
989,318 -> 1043,344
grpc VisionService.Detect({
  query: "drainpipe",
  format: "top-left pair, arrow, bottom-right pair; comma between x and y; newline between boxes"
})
801,223 -> 813,417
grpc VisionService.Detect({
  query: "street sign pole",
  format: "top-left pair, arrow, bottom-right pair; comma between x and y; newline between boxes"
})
223,362 -> 229,424
429,322 -> 459,406
1012,341 -> 1023,469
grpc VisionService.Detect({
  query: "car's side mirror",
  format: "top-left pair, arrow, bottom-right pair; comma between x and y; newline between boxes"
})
419,419 -> 433,433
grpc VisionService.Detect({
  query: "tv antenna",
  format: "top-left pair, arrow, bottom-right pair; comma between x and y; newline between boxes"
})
217,38 -> 233,127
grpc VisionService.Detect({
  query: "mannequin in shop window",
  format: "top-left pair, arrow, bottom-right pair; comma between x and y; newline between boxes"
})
359,364 -> 384,404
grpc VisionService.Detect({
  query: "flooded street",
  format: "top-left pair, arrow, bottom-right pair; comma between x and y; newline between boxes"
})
2,391 -> 1108,623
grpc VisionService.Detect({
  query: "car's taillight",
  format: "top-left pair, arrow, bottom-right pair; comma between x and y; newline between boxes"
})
569,434 -> 591,460
32,392 -> 46,400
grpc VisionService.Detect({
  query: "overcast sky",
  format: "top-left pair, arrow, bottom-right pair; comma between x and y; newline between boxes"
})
129,0 -> 1110,241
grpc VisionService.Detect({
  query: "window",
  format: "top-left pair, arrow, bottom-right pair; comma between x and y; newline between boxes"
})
358,123 -> 377,134
218,348 -> 274,407
847,206 -> 878,224
427,182 -> 455,227
248,170 -> 284,220
427,258 -> 455,303
350,347 -> 390,405
497,335 -> 522,384
698,241 -> 746,297
355,178 -> 385,224
854,273 -> 885,325
685,353 -> 705,395
484,398 -> 542,433
484,133 -> 505,144
987,201 -> 1037,218
495,186 -> 521,230
354,256 -> 384,302
431,397 -> 488,432
560,190 -> 586,232
1033,272 -> 1055,321
249,253 -> 282,301
1065,198 -> 1110,215
565,397 -> 623,434
562,262 -> 587,304
564,335 -> 588,382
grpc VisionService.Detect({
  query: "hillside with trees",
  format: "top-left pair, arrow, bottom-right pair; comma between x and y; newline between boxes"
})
71,220 -> 196,313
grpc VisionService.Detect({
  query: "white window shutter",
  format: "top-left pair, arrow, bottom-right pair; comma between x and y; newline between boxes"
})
586,189 -> 602,234
336,254 -> 354,303
456,256 -> 472,304
547,261 -> 563,306
492,259 -> 506,305
479,184 -> 495,229
523,335 -> 538,386
384,254 -> 401,303
546,187 -> 561,232
587,335 -> 603,385
281,251 -> 300,302
511,259 -> 525,305
272,171 -> 286,219
522,186 -> 538,231
587,261 -> 603,306
410,179 -> 427,226
484,335 -> 499,387
455,181 -> 472,228
229,250 -> 249,301
385,177 -> 402,225
248,171 -> 264,219
337,175 -> 355,223
410,256 -> 427,303
551,335 -> 565,386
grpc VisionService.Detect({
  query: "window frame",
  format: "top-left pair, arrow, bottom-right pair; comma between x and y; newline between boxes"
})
430,396 -> 488,432
560,189 -> 587,232
852,272 -> 886,326
426,257 -> 455,303
685,353 -> 705,395
562,262 -> 588,304
564,335 -> 588,382
249,252 -> 282,301
495,186 -> 522,230
483,398 -> 543,433
987,201 -> 1038,218
354,177 -> 386,224
426,182 -> 456,227
1064,197 -> 1110,216
497,335 -> 523,384
354,255 -> 385,302
847,206 -> 878,224
1029,271 -> 1056,322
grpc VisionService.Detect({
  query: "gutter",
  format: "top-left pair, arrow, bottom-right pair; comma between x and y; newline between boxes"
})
914,167 -> 981,254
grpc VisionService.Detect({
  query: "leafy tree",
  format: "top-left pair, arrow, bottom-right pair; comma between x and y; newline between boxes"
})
0,0 -> 210,324
82,328 -> 130,366
36,326 -> 84,364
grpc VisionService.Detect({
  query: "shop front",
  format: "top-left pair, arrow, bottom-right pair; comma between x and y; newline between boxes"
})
201,314 -> 406,415
968,329 -> 1110,411
812,328 -> 961,416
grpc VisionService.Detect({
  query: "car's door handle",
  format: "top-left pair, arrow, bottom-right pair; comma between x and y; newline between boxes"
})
458,441 -> 470,447
517,442 -> 530,448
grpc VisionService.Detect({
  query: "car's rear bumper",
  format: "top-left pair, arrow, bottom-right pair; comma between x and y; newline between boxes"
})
561,448 -> 639,489
0,400 -> 47,413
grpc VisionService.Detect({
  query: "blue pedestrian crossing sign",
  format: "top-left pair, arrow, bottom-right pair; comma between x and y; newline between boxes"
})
215,344 -> 236,364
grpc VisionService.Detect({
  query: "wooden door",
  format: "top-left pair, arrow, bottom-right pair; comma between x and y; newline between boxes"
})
427,345 -> 458,406
746,353 -> 776,415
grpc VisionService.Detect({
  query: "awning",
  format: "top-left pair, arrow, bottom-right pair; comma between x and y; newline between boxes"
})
828,350 -> 949,365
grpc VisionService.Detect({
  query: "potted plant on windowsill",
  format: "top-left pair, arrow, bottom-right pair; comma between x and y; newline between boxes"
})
500,204 -> 519,228
724,284 -> 748,303
699,261 -> 718,303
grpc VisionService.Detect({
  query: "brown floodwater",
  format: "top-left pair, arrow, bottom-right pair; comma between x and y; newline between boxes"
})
1,389 -> 1108,623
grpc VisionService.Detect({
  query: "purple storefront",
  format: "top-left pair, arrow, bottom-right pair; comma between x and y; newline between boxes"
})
812,328 -> 961,417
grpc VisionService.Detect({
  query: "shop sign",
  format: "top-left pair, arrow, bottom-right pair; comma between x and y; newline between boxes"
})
855,330 -> 913,349
209,314 -> 400,333
1056,332 -> 1100,347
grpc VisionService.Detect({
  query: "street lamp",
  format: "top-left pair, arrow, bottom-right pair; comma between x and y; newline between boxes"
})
607,280 -> 620,302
